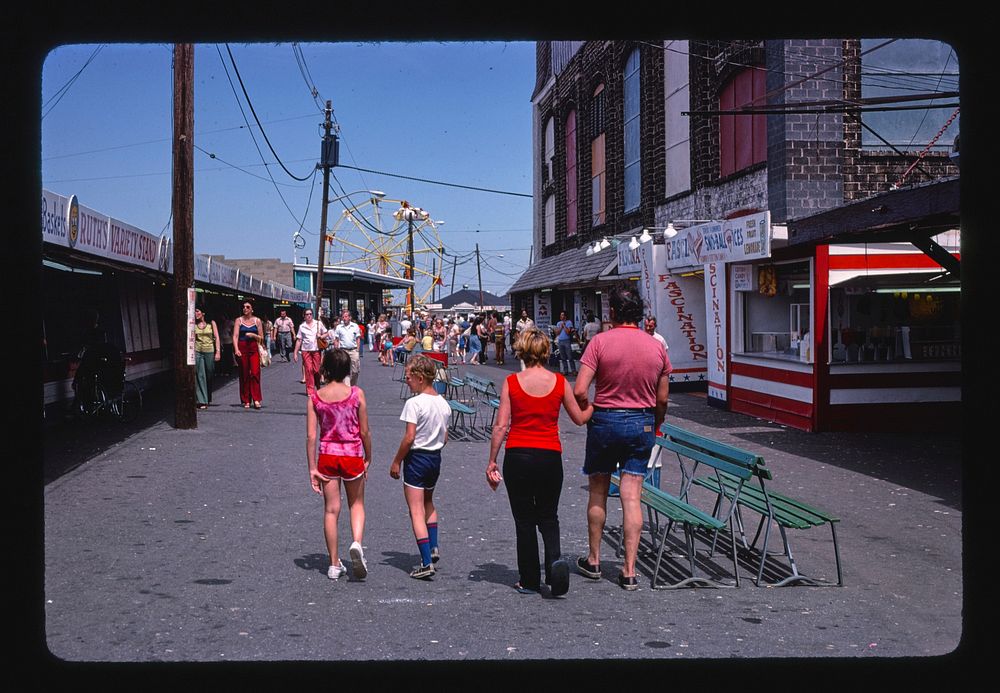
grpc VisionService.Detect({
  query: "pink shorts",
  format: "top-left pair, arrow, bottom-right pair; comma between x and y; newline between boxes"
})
318,454 -> 366,481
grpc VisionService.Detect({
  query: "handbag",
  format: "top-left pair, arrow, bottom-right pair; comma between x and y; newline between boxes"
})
258,343 -> 271,367
316,334 -> 329,350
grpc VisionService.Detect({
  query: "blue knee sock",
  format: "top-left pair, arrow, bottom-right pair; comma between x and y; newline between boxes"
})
416,537 -> 432,566
427,522 -> 438,551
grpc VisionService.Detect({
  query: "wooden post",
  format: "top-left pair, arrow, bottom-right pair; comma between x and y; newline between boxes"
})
315,101 -> 333,320
172,43 -> 196,429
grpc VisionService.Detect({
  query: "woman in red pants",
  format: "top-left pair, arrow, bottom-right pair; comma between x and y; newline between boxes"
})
293,308 -> 329,396
233,299 -> 264,409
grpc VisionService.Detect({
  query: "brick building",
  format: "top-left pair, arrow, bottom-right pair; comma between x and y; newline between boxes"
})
511,39 -> 961,430
208,255 -> 294,288
510,40 -> 666,328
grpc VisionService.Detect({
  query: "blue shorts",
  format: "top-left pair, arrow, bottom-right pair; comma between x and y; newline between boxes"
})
582,409 -> 655,477
403,449 -> 442,489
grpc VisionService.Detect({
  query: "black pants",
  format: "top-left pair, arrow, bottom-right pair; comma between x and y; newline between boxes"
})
503,448 -> 563,590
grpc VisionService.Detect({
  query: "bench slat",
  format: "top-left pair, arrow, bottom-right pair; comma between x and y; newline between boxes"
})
657,437 -> 754,480
611,473 -> 725,531
693,477 -> 839,532
661,423 -> 762,468
446,399 -> 476,415
642,485 -> 726,531
692,477 -> 813,529
695,473 -> 839,525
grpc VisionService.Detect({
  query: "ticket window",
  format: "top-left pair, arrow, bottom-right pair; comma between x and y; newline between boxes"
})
828,279 -> 960,363
739,260 -> 813,362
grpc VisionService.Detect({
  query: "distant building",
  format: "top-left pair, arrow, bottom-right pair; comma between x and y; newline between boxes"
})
425,289 -> 511,313
208,255 -> 294,288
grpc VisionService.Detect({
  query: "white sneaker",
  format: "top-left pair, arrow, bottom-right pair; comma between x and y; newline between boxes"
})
327,560 -> 347,580
349,541 -> 368,580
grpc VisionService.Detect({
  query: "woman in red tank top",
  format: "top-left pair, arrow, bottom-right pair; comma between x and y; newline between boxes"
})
486,327 -> 592,595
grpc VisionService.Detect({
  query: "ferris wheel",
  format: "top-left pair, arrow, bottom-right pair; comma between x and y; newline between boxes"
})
325,195 -> 445,307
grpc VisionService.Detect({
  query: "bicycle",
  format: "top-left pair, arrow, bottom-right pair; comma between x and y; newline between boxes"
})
72,346 -> 143,423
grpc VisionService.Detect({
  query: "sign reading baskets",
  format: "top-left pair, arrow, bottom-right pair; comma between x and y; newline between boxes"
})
42,190 -> 161,271
42,189 -> 316,304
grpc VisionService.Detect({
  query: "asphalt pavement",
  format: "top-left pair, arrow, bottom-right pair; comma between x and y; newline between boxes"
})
37,345 -> 969,671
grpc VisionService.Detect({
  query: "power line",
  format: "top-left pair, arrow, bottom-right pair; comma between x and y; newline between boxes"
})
216,44 -> 317,226
225,44 -> 315,182
292,43 -> 325,113
42,114 -> 317,162
337,164 -> 532,198
42,44 -> 105,120
905,48 -> 955,149
192,144 -> 313,187
657,39 -> 956,103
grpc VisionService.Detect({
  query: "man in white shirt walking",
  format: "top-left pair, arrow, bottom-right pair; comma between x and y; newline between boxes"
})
273,308 -> 296,362
644,316 -> 669,352
333,309 -> 363,386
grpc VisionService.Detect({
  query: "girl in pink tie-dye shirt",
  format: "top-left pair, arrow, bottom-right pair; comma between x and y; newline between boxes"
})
307,349 -> 373,581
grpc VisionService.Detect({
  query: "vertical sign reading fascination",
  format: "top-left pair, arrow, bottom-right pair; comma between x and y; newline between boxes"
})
705,262 -> 728,402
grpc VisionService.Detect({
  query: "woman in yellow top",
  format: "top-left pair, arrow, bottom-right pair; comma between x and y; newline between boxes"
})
194,307 -> 221,409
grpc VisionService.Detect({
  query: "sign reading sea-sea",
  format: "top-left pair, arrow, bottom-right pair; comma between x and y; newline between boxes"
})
663,211 -> 771,270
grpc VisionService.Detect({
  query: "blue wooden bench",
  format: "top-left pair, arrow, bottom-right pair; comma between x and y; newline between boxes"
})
444,365 -> 468,402
464,373 -> 500,431
446,398 -> 479,440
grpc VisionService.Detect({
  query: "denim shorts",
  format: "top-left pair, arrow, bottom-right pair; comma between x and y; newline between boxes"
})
583,408 -> 655,477
403,449 -> 442,489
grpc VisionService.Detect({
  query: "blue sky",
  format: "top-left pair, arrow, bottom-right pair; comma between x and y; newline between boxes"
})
41,41 -> 536,296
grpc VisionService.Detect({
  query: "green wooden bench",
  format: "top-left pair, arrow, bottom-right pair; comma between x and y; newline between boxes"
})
444,365 -> 468,402
464,373 -> 501,431
686,450 -> 843,587
609,427 -> 757,589
446,398 -> 479,441
652,423 -> 843,587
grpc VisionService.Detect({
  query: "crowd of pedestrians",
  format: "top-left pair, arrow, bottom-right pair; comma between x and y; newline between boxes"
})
194,289 -> 672,596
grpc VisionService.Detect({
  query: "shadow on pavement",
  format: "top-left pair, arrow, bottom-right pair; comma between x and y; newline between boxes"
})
380,550 -> 421,574
294,553 -> 330,576
468,562 -> 519,587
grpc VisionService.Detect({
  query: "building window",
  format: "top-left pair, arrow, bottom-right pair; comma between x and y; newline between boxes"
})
565,109 -> 578,237
543,116 -> 555,183
664,40 -> 691,198
719,66 -> 767,177
860,39 -> 958,152
544,194 -> 555,246
591,84 -> 606,226
739,260 -> 812,363
623,49 -> 641,213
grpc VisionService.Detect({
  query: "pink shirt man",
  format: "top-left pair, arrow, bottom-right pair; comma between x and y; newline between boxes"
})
579,326 -> 672,409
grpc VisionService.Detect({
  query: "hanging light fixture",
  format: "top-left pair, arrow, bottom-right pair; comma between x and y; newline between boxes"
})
599,237 -> 611,251
639,229 -> 653,243
663,223 -> 678,239
585,244 -> 595,257
628,236 -> 640,250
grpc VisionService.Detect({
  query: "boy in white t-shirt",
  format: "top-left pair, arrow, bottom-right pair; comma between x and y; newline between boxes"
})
390,354 -> 452,579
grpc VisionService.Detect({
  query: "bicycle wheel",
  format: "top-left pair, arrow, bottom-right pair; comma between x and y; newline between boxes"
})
78,381 -> 107,418
112,380 -> 142,423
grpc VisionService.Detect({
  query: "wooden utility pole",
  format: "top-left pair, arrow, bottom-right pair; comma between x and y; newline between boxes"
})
315,100 -> 334,320
475,243 -> 484,310
172,44 -> 196,429
407,214 -> 416,319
